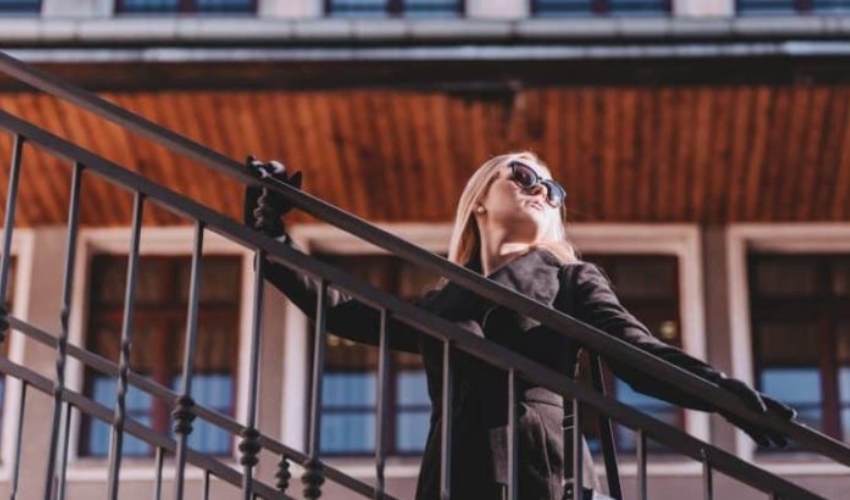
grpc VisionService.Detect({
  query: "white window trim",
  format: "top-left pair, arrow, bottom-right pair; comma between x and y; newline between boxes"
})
63,226 -> 253,480
282,222 -> 708,478
726,223 -> 850,474
0,229 -> 34,482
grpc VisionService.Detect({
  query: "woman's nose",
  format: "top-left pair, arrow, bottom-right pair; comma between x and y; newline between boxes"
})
527,182 -> 546,199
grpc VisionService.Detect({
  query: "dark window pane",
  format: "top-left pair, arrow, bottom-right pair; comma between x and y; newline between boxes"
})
118,0 -> 254,13
328,0 -> 388,16
834,260 -> 850,297
836,321 -> 850,363
316,253 -> 438,455
755,322 -> 820,364
397,370 -> 429,406
88,377 -> 154,456
396,411 -> 429,452
171,375 -> 233,454
120,0 -> 180,12
0,0 -> 40,13
322,372 -> 377,408
327,0 -> 460,17
753,258 -> 818,297
534,0 -> 668,16
81,254 -> 240,457
321,413 -> 377,453
738,0 -> 796,14
195,0 -> 253,13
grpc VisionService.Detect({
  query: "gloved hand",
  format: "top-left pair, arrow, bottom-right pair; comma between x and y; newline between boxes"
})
243,155 -> 303,239
716,377 -> 797,448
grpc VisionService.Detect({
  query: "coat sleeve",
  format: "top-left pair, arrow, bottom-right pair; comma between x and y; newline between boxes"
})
569,262 -> 722,412
262,243 -> 421,354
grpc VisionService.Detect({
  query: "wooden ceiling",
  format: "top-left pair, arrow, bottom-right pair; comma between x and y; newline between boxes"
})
0,83 -> 849,228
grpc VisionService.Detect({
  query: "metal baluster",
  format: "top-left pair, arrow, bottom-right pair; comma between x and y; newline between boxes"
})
0,134 -> 23,331
506,369 -> 518,500
439,341 -> 453,500
572,398 -> 583,500
701,449 -> 713,500
107,191 -> 144,500
239,251 -> 265,500
154,447 -> 164,500
275,453 -> 291,494
303,280 -> 328,500
44,160 -> 83,499
202,470 -> 210,500
374,309 -> 390,500
636,430 -> 647,500
10,382 -> 27,500
589,353 -> 622,499
172,221 -> 205,500
56,403 -> 72,500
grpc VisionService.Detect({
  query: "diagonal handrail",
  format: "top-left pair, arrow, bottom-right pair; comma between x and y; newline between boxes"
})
0,49 -> 847,467
0,112 -> 837,499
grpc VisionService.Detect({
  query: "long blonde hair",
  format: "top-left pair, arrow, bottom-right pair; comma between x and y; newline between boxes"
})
446,151 -> 580,269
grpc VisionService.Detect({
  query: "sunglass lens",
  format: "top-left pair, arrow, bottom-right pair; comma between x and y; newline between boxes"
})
545,182 -> 567,206
511,163 -> 537,188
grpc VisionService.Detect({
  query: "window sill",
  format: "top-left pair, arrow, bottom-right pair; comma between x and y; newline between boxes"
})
323,456 -> 423,479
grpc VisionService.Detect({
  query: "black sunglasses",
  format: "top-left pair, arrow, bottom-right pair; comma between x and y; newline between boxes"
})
507,161 -> 567,208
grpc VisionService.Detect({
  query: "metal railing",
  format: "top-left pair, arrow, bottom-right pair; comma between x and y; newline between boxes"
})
0,49 -> 849,499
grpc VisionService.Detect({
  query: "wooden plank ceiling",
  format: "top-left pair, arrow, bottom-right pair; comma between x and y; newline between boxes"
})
0,84 -> 848,227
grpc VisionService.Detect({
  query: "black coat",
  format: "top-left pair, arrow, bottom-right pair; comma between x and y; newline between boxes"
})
264,248 -> 724,500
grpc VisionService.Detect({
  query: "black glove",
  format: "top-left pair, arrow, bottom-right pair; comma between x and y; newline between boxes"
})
717,377 -> 797,448
243,156 -> 303,239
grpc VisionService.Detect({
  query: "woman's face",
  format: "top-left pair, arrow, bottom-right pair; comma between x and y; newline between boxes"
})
477,161 -> 559,240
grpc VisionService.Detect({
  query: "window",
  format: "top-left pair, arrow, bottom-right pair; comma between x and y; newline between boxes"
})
0,0 -> 40,14
749,254 -> 850,446
326,0 -> 464,18
315,254 -> 437,455
738,0 -> 850,14
79,255 -> 241,457
532,0 -> 671,17
116,0 -> 256,14
581,255 -> 683,452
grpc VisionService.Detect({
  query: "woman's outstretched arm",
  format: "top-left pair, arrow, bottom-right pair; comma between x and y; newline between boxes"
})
565,262 -> 795,447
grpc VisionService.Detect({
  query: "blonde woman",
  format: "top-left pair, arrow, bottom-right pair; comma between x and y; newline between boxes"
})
245,152 -> 795,500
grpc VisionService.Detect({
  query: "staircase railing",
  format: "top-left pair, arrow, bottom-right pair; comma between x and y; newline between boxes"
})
0,50 -> 849,500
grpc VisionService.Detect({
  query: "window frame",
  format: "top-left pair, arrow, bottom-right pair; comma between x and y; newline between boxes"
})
0,230 -> 33,476
727,223 -> 850,473
324,0 -> 465,18
736,0 -> 848,15
0,0 -> 41,14
114,0 -> 258,15
530,0 -> 672,17
64,227 -> 254,479
284,222 -> 707,477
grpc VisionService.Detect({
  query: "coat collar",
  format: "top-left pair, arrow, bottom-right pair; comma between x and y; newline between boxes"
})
424,248 -> 565,318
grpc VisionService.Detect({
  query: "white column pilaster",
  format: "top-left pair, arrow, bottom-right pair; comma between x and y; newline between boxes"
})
41,0 -> 113,18
258,0 -> 323,19
673,0 -> 735,17
466,0 -> 528,19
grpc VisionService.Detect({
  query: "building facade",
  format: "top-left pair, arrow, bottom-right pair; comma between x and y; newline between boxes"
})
1,0 -> 850,498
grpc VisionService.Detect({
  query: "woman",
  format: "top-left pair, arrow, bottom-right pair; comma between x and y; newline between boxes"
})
245,152 -> 795,500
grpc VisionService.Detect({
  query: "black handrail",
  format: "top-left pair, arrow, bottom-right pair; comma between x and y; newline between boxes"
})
0,49 -> 843,466
0,111 -> 837,499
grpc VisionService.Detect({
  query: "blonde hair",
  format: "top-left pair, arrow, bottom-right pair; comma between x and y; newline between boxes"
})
446,151 -> 580,269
